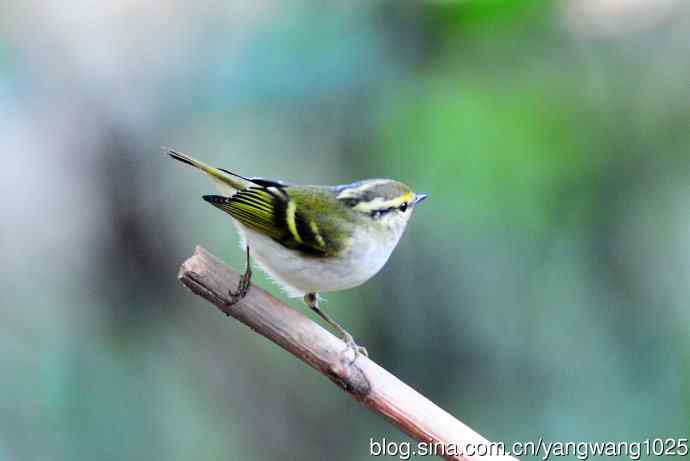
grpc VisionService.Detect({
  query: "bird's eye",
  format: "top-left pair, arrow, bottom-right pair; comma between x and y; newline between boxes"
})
399,202 -> 408,212
342,198 -> 359,208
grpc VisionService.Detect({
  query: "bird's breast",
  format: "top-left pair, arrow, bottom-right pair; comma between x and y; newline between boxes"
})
237,224 -> 400,297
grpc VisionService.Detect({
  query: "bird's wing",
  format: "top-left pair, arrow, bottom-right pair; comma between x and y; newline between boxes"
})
167,148 -> 338,255
204,186 -> 338,257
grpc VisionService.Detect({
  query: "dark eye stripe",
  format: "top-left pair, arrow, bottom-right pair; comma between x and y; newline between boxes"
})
371,207 -> 396,219
341,198 -> 359,207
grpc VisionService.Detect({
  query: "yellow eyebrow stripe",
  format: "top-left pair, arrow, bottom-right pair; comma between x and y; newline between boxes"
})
353,192 -> 415,213
399,192 -> 415,204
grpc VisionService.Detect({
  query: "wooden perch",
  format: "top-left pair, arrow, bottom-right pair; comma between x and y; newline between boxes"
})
179,246 -> 516,461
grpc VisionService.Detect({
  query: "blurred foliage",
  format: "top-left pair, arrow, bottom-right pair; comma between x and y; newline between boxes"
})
1,1 -> 689,460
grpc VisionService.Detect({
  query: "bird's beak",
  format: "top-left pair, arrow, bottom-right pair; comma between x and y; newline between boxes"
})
413,193 -> 429,205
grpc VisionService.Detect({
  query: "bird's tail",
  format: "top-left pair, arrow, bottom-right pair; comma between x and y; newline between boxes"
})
165,148 -> 251,195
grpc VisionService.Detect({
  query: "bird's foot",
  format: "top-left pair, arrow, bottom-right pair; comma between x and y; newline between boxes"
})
342,332 -> 368,364
227,269 -> 251,305
227,247 -> 252,306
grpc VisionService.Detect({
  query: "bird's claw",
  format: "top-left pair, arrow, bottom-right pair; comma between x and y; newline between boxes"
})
227,247 -> 252,306
342,332 -> 368,364
227,268 -> 252,305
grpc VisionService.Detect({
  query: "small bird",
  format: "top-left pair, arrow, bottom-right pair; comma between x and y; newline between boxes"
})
168,149 -> 428,359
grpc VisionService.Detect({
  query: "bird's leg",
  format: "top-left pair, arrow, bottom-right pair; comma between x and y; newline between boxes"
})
304,292 -> 368,362
228,246 -> 252,305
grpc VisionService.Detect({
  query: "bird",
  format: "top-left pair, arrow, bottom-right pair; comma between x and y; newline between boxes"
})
167,149 -> 428,360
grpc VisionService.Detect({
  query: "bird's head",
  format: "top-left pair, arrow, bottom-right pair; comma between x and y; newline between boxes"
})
336,179 -> 428,235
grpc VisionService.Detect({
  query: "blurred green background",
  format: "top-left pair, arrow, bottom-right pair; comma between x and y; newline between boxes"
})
1,1 -> 689,460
